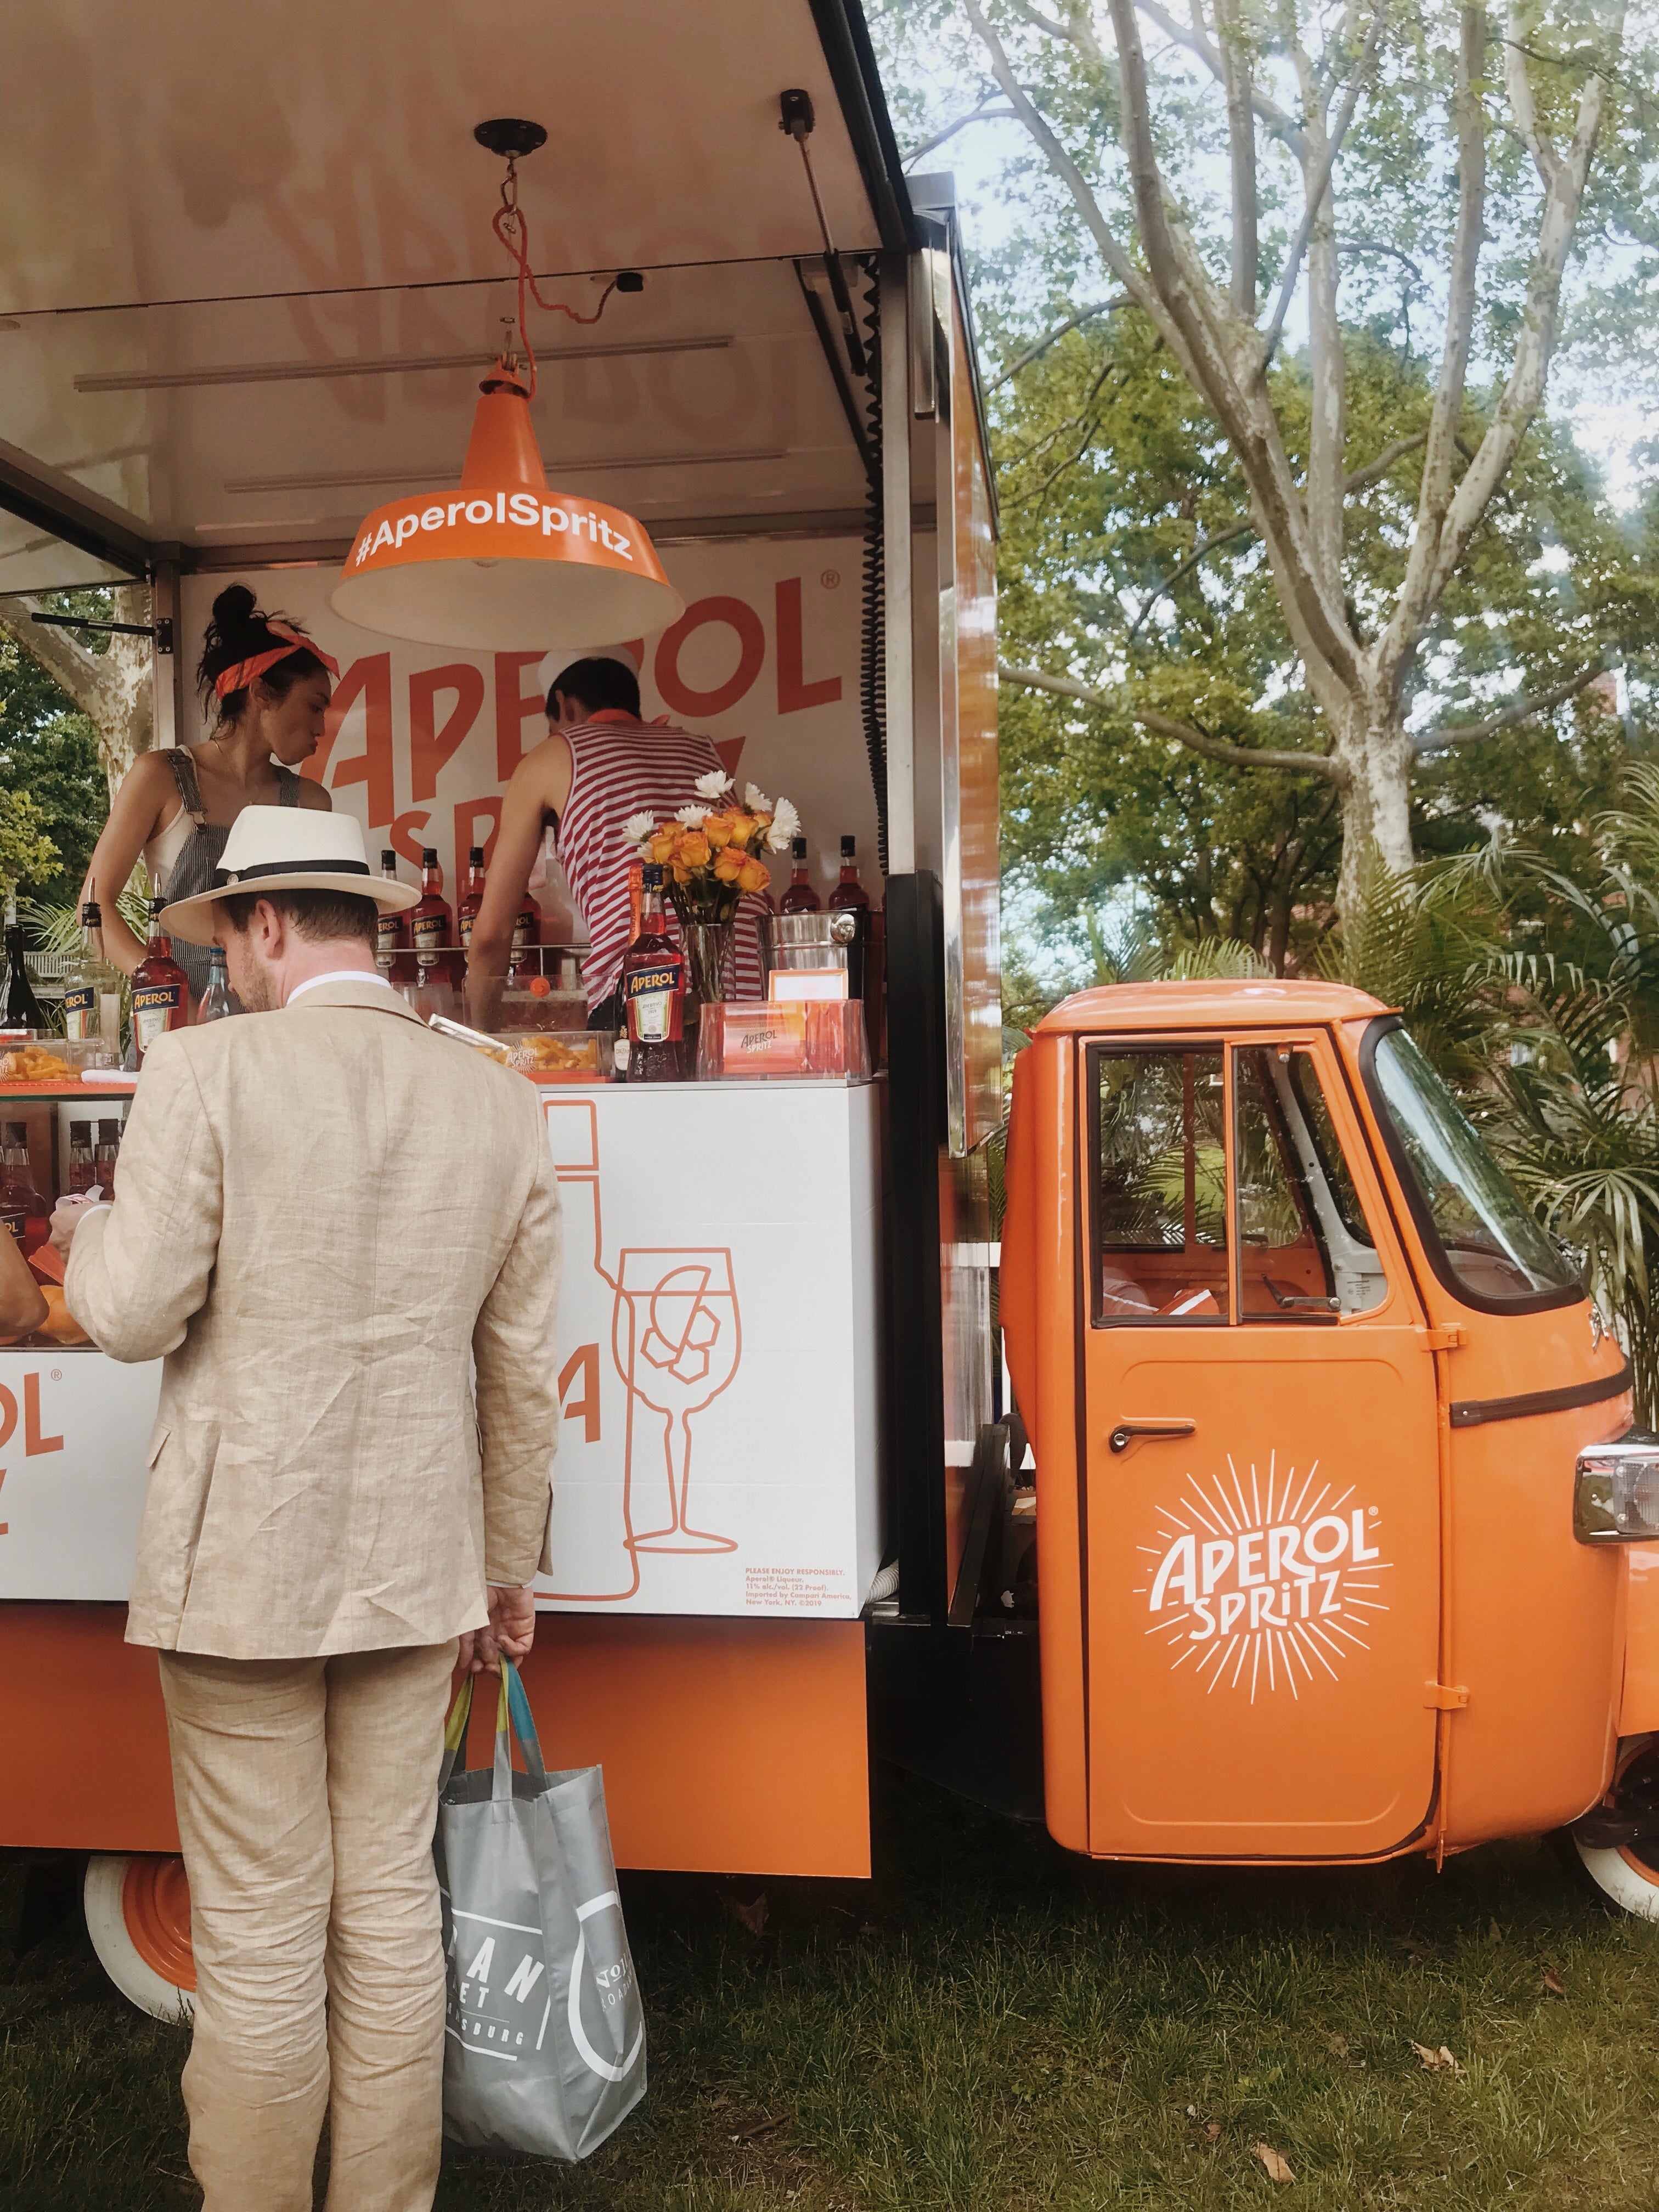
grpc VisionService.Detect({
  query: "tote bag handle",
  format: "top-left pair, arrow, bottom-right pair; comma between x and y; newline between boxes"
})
439,1658 -> 550,1801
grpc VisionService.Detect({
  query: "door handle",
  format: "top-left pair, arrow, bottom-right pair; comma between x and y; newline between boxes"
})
1108,1418 -> 1196,1455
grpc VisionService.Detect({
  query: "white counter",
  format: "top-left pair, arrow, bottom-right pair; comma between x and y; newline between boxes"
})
0,1080 -> 884,1622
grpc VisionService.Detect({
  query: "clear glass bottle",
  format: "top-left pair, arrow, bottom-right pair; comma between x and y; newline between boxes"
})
198,947 -> 234,1022
65,904 -> 100,1041
779,836 -> 820,915
620,863 -> 687,1082
1,898 -> 44,1033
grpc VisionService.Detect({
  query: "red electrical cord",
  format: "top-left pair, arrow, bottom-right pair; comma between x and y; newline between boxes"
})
492,162 -> 617,399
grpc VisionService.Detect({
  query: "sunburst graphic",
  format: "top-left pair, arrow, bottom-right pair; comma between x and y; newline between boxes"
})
1130,1452 -> 1392,1703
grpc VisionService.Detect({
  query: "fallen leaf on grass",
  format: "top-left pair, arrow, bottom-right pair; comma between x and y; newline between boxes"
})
1543,1967 -> 1567,1997
1204,2120 -> 1222,2142
729,1892 -> 769,1936
1253,2141 -> 1295,2183
1327,2033 -> 1349,2058
1411,2042 -> 1466,2078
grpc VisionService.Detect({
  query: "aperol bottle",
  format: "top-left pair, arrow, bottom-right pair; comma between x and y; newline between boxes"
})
620,863 -> 687,1082
132,898 -> 190,1063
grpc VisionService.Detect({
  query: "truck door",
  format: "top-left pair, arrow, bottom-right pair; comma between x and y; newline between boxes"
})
1079,1035 -> 1440,1859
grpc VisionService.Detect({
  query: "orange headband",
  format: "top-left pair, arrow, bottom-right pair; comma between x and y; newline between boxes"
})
213,618 -> 340,699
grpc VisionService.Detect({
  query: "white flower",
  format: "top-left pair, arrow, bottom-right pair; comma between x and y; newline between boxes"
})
624,810 -> 657,844
675,803 -> 710,827
694,769 -> 734,800
742,782 -> 774,815
765,794 -> 802,853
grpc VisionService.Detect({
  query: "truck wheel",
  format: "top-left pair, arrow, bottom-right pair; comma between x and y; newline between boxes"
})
1564,1739 -> 1659,1918
83,1854 -> 196,2021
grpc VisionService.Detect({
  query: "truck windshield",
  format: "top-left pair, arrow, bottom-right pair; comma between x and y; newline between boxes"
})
1367,1026 -> 1582,1307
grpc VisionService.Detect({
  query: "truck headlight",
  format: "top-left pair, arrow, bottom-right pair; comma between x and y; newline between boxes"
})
1575,1438 -> 1659,1542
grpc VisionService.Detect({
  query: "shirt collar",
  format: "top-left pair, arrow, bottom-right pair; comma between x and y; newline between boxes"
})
285,968 -> 397,1006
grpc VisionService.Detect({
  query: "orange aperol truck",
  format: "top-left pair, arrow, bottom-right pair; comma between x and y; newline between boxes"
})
0,0 -> 1652,2023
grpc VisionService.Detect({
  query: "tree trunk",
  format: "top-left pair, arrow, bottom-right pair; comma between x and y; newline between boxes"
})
0,583 -> 155,803
1329,685 -> 1413,915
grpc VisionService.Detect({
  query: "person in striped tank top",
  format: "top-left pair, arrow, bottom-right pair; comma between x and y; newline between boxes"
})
466,657 -> 768,1030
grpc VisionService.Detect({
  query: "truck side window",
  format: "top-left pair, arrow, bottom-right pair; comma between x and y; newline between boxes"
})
1234,1046 -> 1388,1318
1092,1051 -> 1228,1322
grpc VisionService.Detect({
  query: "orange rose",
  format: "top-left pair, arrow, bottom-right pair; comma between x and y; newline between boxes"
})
648,829 -> 680,866
703,812 -> 736,850
672,862 -> 694,884
737,855 -> 771,895
678,831 -> 711,868
713,848 -> 745,884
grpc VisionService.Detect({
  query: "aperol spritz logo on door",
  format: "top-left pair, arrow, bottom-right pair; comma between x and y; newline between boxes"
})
1134,1455 -> 1392,1702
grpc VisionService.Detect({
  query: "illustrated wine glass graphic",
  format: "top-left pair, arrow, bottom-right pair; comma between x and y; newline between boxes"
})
613,1248 -> 741,1554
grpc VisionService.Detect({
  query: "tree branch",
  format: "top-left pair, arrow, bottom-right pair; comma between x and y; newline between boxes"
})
1392,4 -> 1622,655
1127,518 -> 1258,637
904,95 -> 1015,167
1212,0 -> 1259,316
1133,0 -> 1306,151
1259,3 -> 1384,369
998,661 -> 1345,779
1385,4 -> 1486,666
1343,427 -> 1427,490
962,0 -> 1170,332
988,295 -> 1129,391
1125,430 -> 1427,642
1412,661 -> 1612,751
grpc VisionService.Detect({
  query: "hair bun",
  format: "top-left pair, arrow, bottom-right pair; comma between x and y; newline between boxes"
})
210,583 -> 259,633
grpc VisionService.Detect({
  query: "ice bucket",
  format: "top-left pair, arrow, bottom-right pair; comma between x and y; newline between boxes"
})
758,909 -> 865,996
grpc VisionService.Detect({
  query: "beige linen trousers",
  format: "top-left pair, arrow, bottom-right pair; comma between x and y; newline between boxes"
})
67,978 -> 563,2212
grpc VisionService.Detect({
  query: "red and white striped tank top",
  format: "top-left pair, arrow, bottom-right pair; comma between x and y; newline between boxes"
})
557,713 -> 768,1009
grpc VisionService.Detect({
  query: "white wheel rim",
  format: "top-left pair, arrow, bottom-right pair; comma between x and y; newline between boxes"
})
1573,1836 -> 1659,1919
83,1854 -> 195,2022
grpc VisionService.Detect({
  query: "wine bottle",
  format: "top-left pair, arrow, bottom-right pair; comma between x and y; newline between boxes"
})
779,836 -> 820,915
0,899 -> 44,1032
827,834 -> 870,912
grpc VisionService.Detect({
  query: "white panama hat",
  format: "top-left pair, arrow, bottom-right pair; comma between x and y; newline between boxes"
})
160,806 -> 420,947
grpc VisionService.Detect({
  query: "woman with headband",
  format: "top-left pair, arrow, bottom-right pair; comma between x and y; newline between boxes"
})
82,585 -> 339,1003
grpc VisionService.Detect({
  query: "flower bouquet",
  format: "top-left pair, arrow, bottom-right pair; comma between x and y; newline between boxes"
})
625,774 -> 799,928
625,773 -> 799,1012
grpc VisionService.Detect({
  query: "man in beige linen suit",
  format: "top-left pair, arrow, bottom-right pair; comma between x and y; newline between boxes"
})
59,805 -> 561,2212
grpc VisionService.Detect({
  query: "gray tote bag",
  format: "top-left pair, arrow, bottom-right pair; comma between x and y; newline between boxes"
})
435,1660 -> 646,2159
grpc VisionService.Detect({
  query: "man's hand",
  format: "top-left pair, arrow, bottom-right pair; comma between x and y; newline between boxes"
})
49,1194 -> 100,1259
464,1583 -> 537,1674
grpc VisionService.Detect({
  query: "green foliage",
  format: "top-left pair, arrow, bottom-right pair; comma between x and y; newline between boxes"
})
0,594 -> 113,900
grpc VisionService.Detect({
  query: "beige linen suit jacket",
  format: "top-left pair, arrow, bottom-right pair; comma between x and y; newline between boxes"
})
65,978 -> 561,1658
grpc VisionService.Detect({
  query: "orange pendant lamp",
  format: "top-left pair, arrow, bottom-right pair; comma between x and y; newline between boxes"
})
331,120 -> 683,651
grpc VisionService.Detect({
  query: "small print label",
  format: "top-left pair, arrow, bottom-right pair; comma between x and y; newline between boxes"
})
411,914 -> 446,951
625,959 -> 684,1044
722,1004 -> 806,1073
133,983 -> 180,1049
512,914 -> 536,951
376,913 -> 403,952
64,985 -> 95,1040
459,913 -> 475,947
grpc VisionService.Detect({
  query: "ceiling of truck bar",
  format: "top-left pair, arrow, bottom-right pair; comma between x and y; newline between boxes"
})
0,0 -> 909,580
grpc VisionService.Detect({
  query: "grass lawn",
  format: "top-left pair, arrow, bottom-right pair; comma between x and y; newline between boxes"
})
5,1770 -> 1659,2210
